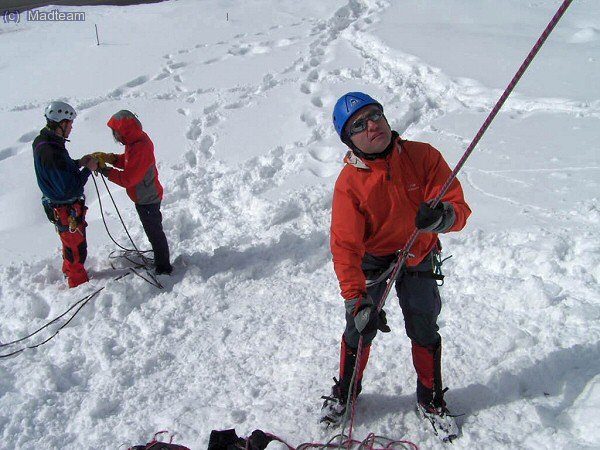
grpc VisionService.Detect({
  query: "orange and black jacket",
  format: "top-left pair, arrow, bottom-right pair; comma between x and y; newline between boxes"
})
106,116 -> 163,205
331,137 -> 471,300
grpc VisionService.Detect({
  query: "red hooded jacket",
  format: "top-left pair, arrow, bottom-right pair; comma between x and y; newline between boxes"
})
331,137 -> 471,300
106,114 -> 163,205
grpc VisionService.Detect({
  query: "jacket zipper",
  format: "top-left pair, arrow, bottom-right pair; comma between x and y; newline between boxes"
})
386,158 -> 391,181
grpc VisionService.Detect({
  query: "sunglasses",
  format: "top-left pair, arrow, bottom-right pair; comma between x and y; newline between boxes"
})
347,109 -> 384,136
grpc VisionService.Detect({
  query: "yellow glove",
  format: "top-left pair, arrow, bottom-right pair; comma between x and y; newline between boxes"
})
91,152 -> 118,169
105,153 -> 118,165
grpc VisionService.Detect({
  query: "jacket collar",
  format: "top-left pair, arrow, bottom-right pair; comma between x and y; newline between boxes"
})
40,126 -> 67,146
344,134 -> 403,170
343,150 -> 370,169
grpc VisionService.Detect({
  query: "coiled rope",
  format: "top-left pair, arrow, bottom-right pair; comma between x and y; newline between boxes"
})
91,173 -> 163,289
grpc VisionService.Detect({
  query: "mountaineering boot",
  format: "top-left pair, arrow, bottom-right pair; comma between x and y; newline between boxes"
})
413,338 -> 460,441
416,399 -> 459,443
155,264 -> 173,275
319,337 -> 371,428
319,377 -> 350,428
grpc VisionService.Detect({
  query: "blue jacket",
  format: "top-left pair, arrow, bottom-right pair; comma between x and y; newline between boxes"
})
32,127 -> 91,204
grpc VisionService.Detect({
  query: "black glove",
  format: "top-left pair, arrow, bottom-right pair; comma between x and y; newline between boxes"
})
346,297 -> 391,335
415,201 -> 444,231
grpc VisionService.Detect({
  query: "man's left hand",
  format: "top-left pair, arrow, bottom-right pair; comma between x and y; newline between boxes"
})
415,201 -> 444,231
415,201 -> 456,233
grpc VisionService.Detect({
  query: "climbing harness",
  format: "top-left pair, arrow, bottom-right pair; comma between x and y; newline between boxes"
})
42,197 -> 87,234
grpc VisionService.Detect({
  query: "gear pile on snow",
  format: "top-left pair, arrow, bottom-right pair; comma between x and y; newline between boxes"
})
207,429 -> 285,450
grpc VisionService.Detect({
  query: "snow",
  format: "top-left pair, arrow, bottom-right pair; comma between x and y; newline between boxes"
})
0,0 -> 599,448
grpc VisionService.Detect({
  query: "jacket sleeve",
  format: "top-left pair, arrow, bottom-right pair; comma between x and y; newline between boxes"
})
421,145 -> 471,232
113,153 -> 125,170
330,176 -> 367,301
108,143 -> 153,189
70,157 -> 92,186
41,147 -> 90,198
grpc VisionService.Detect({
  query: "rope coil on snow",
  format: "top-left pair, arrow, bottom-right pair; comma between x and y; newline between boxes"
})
91,173 -> 163,289
270,432 -> 419,450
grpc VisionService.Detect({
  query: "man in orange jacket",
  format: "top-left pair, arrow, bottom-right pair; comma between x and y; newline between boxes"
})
93,110 -> 172,275
319,92 -> 471,435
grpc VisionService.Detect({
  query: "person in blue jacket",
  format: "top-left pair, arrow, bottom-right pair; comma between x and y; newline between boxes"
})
32,101 -> 97,287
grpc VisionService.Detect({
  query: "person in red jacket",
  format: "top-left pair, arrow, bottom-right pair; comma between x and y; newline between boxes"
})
93,110 -> 172,275
319,92 -> 471,436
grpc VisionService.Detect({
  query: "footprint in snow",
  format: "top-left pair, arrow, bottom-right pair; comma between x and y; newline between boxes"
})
125,75 -> 148,88
205,114 -> 219,127
18,130 -> 38,143
311,96 -> 323,108
186,119 -> 202,141
203,103 -> 219,114
185,149 -> 197,168
307,69 -> 319,82
300,83 -> 311,94
153,71 -> 170,81
0,147 -> 19,162
309,146 -> 339,163
228,45 -> 250,56
168,61 -> 187,70
569,27 -> 600,44
108,87 -> 124,99
308,164 -> 340,178
300,112 -> 317,127
199,135 -> 215,158
224,100 -> 246,110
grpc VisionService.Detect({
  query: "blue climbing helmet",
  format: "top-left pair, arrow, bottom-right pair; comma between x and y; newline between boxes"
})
332,92 -> 382,139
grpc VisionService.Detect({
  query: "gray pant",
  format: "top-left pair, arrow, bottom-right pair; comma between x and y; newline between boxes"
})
344,252 -> 442,349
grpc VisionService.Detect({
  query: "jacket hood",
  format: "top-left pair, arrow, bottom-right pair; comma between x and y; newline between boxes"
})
107,110 -> 144,145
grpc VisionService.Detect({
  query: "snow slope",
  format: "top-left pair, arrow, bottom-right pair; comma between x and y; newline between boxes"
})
0,0 -> 599,448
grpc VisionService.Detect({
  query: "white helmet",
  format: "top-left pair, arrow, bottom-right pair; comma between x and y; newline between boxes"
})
44,101 -> 77,122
